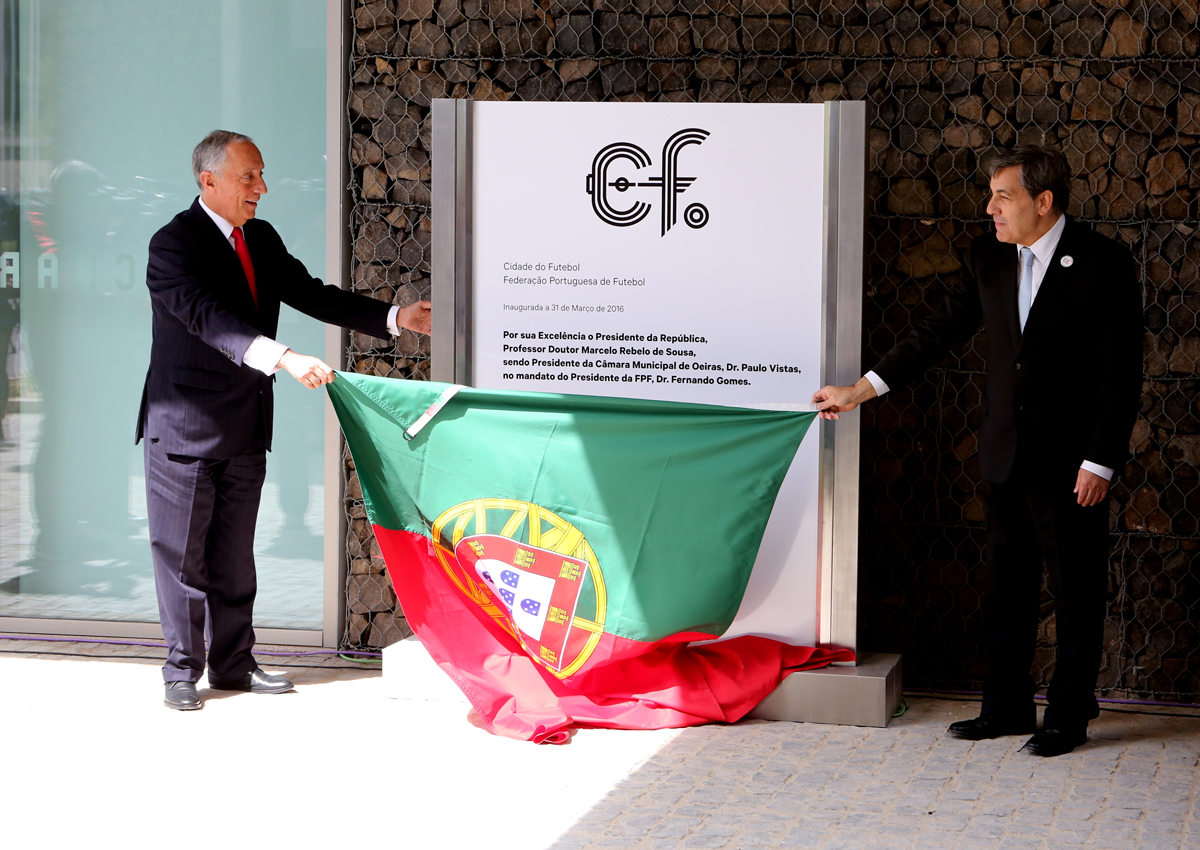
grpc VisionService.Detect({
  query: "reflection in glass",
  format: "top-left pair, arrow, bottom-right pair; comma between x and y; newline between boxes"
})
0,0 -> 328,629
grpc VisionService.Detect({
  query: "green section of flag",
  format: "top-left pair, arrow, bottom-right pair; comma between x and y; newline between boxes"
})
327,373 -> 816,644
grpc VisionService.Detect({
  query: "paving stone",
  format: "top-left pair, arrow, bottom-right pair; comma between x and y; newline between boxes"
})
1012,806 -> 1056,825
965,820 -> 1005,838
956,838 -> 1005,849
975,804 -> 1017,818
647,817 -> 702,839
779,827 -> 825,847
1043,828 -> 1090,844
1095,827 -> 1142,842
1137,821 -> 1185,835
994,838 -> 1044,849
946,788 -> 982,801
882,823 -> 924,837
927,816 -> 970,832
1099,806 -> 1146,821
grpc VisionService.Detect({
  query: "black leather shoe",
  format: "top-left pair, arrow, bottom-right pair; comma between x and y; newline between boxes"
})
1021,726 -> 1087,757
164,681 -> 202,711
947,713 -> 1037,741
207,667 -> 294,694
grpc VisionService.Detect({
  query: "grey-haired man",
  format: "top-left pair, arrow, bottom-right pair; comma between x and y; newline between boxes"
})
138,130 -> 430,709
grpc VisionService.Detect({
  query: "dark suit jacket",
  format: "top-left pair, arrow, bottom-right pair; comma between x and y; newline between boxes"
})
136,198 -> 391,458
872,217 -> 1143,484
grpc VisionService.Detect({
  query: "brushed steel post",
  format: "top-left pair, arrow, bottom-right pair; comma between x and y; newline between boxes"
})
817,100 -> 866,658
322,0 -> 352,649
431,98 -> 473,385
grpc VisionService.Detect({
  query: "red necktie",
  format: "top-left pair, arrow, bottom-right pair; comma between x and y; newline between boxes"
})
231,226 -> 258,308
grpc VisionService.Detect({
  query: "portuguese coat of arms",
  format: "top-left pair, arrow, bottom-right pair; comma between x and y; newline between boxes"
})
431,499 -> 607,678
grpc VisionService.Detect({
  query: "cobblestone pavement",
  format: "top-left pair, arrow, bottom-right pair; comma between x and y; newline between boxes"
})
552,698 -> 1200,850
2,637 -> 1198,850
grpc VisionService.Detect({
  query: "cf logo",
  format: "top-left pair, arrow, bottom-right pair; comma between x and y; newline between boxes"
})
585,128 -> 710,236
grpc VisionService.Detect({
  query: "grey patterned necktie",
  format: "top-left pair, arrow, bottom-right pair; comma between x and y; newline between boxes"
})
1018,246 -> 1034,332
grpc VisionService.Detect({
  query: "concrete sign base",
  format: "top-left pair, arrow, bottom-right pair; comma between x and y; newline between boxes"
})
748,653 -> 903,728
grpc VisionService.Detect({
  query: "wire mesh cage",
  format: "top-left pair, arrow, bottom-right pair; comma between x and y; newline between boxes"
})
341,0 -> 1200,703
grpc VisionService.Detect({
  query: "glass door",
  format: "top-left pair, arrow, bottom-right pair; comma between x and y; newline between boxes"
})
0,0 -> 332,635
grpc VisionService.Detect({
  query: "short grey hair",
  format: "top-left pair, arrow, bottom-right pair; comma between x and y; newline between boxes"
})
192,130 -> 254,189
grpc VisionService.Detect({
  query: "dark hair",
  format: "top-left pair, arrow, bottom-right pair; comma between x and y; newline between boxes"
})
986,145 -> 1071,214
191,130 -> 254,189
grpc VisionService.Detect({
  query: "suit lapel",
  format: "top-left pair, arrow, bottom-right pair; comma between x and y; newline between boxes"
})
993,241 -> 1021,350
187,199 -> 258,314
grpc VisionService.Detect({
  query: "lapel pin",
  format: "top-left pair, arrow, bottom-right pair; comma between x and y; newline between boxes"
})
1060,255 -> 1074,268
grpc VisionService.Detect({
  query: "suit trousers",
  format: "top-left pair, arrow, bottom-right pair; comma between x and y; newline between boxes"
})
145,439 -> 266,683
980,463 -> 1109,728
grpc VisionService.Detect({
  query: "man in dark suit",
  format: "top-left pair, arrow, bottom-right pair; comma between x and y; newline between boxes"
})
813,146 -> 1142,756
138,130 -> 431,710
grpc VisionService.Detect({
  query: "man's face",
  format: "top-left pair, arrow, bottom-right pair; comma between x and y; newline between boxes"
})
986,165 -> 1054,246
200,141 -> 267,227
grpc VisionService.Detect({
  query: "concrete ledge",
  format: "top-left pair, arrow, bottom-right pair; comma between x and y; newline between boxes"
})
381,635 -> 470,704
748,652 -> 902,728
384,639 -> 901,727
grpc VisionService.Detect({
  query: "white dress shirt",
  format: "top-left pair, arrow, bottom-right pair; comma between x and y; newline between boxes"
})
864,214 -> 1112,481
198,197 -> 400,374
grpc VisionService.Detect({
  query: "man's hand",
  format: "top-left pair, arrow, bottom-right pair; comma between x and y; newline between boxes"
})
811,376 -> 879,420
397,300 -> 432,336
1074,468 -> 1109,507
279,349 -> 335,389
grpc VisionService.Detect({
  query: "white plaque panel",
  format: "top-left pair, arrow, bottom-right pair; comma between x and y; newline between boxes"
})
469,102 -> 827,645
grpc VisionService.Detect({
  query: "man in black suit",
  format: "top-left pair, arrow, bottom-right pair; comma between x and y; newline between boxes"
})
813,146 -> 1142,756
138,130 -> 430,710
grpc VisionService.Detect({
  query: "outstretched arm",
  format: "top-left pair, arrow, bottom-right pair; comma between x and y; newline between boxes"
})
811,376 -> 879,420
393,300 -> 431,336
278,349 -> 335,389
278,299 -> 432,390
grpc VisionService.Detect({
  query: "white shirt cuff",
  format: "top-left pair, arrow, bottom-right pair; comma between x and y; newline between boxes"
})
864,370 -> 890,397
1081,461 -> 1114,481
387,305 -> 400,336
243,335 -> 290,375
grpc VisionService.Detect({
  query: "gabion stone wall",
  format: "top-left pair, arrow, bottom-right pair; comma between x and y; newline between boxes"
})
341,0 -> 1200,702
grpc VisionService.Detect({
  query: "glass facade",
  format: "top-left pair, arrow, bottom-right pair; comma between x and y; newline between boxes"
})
0,0 -> 330,630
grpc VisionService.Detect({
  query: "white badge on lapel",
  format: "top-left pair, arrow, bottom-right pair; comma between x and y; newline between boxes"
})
1060,255 -> 1074,268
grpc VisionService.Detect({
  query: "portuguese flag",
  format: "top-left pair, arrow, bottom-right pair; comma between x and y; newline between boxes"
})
328,373 -> 853,742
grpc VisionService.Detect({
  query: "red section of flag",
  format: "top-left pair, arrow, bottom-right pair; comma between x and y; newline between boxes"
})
378,526 -> 855,743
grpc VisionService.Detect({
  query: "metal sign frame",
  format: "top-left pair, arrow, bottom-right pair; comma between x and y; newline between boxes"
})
431,99 -> 865,660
